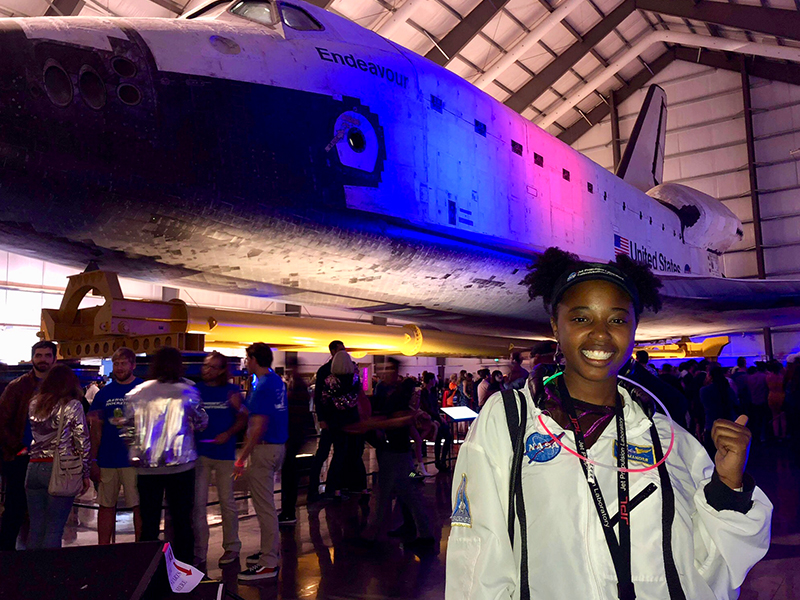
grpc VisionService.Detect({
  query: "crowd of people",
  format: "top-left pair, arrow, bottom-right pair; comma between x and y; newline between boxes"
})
0,319 -> 793,591
0,337 -> 514,582
632,350 -> 800,457
0,341 -> 284,583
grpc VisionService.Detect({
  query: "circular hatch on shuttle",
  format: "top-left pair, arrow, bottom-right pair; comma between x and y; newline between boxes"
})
332,111 -> 378,172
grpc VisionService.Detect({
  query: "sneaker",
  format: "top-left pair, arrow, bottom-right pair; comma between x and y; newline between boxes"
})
278,514 -> 297,526
238,564 -> 279,581
246,551 -> 262,566
218,551 -> 239,566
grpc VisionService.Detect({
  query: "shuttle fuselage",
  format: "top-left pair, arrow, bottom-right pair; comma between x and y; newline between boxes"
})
0,3 -> 727,335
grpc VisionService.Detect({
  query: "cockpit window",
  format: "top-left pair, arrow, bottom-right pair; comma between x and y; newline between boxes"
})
230,0 -> 275,26
280,3 -> 323,30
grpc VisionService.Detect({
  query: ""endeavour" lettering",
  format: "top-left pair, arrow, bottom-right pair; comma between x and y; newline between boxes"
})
316,47 -> 409,90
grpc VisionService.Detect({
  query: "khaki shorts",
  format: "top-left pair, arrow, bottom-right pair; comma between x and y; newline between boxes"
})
97,467 -> 140,508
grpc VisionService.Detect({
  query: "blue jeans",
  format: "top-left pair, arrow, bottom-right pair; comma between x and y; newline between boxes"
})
25,462 -> 76,549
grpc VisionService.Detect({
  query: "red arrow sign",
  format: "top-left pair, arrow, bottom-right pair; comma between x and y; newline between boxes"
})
173,562 -> 192,576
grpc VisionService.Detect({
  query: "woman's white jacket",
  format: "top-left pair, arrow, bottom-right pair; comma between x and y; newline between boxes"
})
445,384 -> 772,600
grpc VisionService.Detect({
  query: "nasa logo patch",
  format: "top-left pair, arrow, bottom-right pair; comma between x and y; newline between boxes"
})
451,474 -> 472,527
525,432 -> 564,463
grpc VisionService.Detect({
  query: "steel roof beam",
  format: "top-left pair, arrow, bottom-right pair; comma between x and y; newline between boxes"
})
504,0 -> 635,113
44,0 -> 84,15
423,0 -> 513,67
636,0 -> 800,43
673,45 -> 800,87
557,49 -> 675,145
537,0 -> 627,87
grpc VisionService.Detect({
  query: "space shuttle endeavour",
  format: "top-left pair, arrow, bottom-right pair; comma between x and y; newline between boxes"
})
0,0 -> 797,340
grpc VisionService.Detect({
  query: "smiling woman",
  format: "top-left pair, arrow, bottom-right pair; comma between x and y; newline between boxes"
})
525,247 -> 663,408
445,246 -> 773,600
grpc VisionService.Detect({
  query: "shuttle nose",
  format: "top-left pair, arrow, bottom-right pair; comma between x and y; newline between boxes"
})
0,23 -> 148,113
0,22 -> 33,177
0,18 -> 160,228
0,19 -> 157,169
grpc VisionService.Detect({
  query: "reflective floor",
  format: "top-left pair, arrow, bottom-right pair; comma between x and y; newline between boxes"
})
59,442 -> 798,600
738,442 -> 800,600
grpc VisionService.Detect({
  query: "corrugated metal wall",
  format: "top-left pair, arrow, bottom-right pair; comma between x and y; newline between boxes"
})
737,77 -> 800,279
572,60 -> 800,358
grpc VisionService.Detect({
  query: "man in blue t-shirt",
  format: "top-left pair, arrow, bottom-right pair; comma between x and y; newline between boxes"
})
88,348 -> 143,544
235,343 -> 288,582
193,352 -> 248,568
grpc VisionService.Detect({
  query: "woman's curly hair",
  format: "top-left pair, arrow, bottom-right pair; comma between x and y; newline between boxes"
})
522,246 -> 663,318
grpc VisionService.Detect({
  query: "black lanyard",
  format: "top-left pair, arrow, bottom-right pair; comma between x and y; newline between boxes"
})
558,380 -> 635,600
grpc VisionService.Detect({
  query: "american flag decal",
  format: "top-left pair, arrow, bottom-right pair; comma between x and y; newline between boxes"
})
614,234 -> 630,257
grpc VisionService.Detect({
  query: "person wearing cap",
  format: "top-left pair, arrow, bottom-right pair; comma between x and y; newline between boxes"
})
446,247 -> 771,600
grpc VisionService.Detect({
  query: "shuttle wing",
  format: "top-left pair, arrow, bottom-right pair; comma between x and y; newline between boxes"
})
637,275 -> 800,340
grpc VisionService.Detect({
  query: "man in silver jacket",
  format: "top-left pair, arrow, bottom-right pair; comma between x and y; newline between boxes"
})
120,347 -> 208,564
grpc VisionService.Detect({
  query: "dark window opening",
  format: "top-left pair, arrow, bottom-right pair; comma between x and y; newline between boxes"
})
79,67 -> 106,110
603,192 -> 607,201
111,56 -> 136,78
622,202 -> 626,211
639,211 -> 643,220
43,62 -> 72,107
474,119 -> 486,137
649,217 -> 652,225
562,168 -> 570,181
534,153 -> 543,167
448,200 -> 456,225
347,128 -> 366,153
117,84 -> 141,106
431,95 -> 443,113
281,3 -> 323,30
511,140 -> 523,156
587,182 -> 593,194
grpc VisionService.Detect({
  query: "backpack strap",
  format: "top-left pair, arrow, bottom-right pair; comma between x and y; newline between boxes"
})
650,422 -> 687,600
501,389 -> 531,600
501,389 -> 520,542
